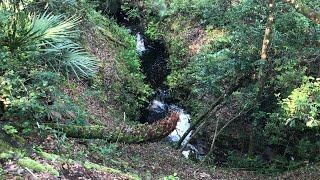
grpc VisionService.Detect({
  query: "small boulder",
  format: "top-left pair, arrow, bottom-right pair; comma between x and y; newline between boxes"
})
146,100 -> 169,123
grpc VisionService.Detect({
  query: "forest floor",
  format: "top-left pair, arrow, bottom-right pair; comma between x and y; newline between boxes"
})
1,131 -> 320,180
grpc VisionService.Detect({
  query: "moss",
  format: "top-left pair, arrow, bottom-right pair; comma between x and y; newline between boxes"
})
83,161 -> 140,180
0,151 -> 15,160
0,138 -> 24,161
84,161 -> 122,174
0,139 -> 13,152
37,151 -> 60,162
18,157 -> 59,176
36,150 -> 141,179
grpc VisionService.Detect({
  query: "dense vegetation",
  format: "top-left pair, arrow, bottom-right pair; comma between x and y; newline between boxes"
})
0,0 -> 319,179
121,0 -> 319,171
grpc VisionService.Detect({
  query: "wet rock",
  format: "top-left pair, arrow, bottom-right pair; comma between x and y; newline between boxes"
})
191,139 -> 209,156
181,139 -> 209,160
146,100 -> 169,123
156,89 -> 171,102
182,144 -> 199,159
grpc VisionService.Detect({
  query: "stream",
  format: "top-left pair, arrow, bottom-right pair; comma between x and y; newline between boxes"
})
136,32 -> 199,159
114,11 -> 206,159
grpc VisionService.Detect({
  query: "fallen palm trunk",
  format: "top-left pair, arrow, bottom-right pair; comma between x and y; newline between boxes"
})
46,112 -> 179,143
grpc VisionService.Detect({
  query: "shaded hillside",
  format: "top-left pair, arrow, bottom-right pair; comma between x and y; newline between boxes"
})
1,0 -> 319,179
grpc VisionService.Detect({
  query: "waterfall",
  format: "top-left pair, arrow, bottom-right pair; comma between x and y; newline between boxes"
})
134,30 -> 204,160
167,106 -> 193,146
136,32 -> 146,54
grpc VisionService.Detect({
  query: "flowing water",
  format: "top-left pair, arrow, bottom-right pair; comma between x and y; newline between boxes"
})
113,11 -> 204,158
135,33 -> 203,159
136,32 -> 146,55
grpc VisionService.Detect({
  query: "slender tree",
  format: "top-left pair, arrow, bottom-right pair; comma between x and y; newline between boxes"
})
257,0 -> 276,97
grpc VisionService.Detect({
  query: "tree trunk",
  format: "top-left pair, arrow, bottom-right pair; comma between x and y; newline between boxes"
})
46,112 -> 179,143
257,0 -> 276,100
282,0 -> 320,24
260,0 -> 276,61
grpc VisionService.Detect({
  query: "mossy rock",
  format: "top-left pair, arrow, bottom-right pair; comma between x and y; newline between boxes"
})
0,138 -> 24,161
17,157 -> 59,176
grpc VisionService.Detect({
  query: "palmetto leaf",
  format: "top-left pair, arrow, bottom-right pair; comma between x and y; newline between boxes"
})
64,46 -> 99,78
0,2 -> 99,79
0,0 -> 98,78
30,13 -> 79,43
44,42 -> 99,78
29,14 -> 99,78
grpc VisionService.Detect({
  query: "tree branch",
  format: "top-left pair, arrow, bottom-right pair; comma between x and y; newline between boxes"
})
200,106 -> 255,163
175,75 -> 249,149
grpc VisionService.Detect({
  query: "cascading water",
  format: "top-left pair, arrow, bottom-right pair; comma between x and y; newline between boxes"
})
136,32 -> 146,55
135,33 -> 202,159
167,105 -> 193,146
107,6 -> 206,159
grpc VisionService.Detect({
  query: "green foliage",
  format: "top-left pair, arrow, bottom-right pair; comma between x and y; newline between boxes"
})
153,0 -> 167,17
0,2 -> 98,78
0,1 -> 100,125
2,124 -> 18,135
121,2 -> 140,21
140,0 -> 320,172
47,90 -> 90,125
163,173 -> 180,180
96,143 -> 118,157
281,77 -> 320,127
226,152 -> 266,170
113,47 -> 152,119
0,71 -> 51,120
264,113 -> 320,163
41,0 -> 79,14
145,21 -> 162,40
0,0 -> 319,175
263,79 -> 320,163
85,4 -> 152,119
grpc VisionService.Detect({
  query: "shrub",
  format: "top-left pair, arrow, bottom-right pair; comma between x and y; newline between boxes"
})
281,77 -> 320,128
0,1 -> 98,78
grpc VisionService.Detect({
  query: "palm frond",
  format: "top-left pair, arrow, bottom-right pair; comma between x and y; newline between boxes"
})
45,42 -> 99,78
0,4 -> 98,79
30,13 -> 79,43
64,47 -> 99,78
